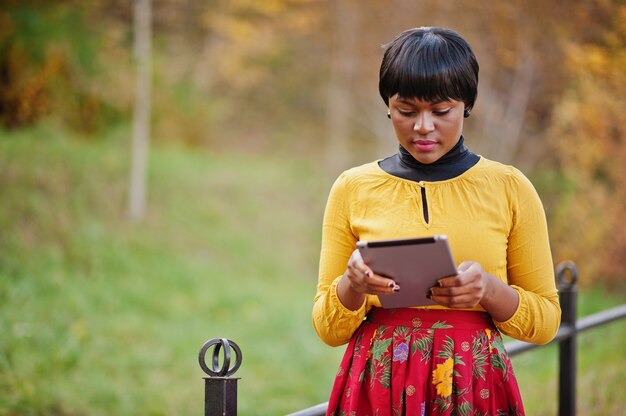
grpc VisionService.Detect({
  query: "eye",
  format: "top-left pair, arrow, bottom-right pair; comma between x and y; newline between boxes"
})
432,109 -> 451,116
397,109 -> 415,117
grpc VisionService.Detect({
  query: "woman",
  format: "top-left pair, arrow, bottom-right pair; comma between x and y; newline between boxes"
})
313,27 -> 560,415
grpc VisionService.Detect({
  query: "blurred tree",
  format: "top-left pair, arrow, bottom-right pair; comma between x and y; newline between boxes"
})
339,0 -> 421,161
545,1 -> 626,285
128,0 -> 152,221
324,0 -> 357,175
2,0 -> 625,284
470,3 -> 537,164
0,1 -> 131,132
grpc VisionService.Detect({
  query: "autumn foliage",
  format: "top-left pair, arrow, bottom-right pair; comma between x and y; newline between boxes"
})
545,3 -> 626,284
1,0 -> 625,285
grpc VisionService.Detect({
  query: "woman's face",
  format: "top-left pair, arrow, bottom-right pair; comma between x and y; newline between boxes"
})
388,95 -> 465,164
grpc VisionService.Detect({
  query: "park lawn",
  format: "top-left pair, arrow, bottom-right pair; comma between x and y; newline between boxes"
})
511,284 -> 626,416
1,126 -> 624,415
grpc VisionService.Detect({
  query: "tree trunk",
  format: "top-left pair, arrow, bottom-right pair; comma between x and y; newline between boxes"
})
475,9 -> 536,165
324,0 -> 358,177
128,0 -> 152,221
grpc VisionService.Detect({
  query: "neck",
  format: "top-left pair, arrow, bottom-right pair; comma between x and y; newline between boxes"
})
378,136 -> 480,182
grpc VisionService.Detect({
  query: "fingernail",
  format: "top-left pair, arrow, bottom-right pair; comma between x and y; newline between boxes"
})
388,281 -> 394,288
393,285 -> 400,292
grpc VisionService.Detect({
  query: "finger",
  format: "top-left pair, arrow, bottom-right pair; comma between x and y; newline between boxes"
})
369,286 -> 400,296
365,279 -> 399,295
429,292 -> 480,309
430,284 -> 472,298
346,267 -> 397,294
347,261 -> 367,276
349,250 -> 373,277
347,264 -> 364,278
352,280 -> 396,295
346,269 -> 367,288
435,275 -> 463,289
350,269 -> 398,294
367,270 -> 400,288
457,261 -> 473,272
345,261 -> 369,286
350,249 -> 365,267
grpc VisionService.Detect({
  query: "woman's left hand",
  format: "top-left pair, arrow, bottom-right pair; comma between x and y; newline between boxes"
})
428,261 -> 490,309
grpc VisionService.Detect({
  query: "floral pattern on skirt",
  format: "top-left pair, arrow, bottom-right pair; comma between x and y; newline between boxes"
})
326,308 -> 525,416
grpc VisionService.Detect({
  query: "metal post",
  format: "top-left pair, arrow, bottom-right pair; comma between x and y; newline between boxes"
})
199,338 -> 243,416
204,377 -> 239,415
556,261 -> 577,416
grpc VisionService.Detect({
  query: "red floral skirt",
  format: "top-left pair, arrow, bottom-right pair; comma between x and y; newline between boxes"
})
327,308 -> 525,416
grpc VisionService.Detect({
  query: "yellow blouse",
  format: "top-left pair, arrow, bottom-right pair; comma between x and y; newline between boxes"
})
313,157 -> 561,347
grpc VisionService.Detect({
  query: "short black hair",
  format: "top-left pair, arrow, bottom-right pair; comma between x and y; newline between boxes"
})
379,27 -> 479,113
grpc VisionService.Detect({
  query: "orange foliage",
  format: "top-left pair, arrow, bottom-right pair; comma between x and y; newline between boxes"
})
0,4 -> 131,132
546,3 -> 626,285
1,0 -> 625,287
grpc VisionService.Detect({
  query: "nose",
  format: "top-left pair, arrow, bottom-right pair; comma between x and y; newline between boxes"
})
413,112 -> 434,134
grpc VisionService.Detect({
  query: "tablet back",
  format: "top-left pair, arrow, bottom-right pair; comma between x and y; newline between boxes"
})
357,235 -> 457,308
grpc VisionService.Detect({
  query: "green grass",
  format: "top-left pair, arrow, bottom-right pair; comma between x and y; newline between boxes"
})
1,125 -> 624,415
0,125 -> 343,415
512,285 -> 626,415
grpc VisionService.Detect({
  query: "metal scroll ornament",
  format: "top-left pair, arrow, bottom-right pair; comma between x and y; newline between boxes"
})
198,338 -> 242,377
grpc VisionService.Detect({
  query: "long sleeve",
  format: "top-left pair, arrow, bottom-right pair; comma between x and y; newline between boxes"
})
494,171 -> 561,344
312,173 -> 371,346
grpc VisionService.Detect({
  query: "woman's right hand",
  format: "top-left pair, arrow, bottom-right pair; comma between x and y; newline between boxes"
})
336,249 -> 400,310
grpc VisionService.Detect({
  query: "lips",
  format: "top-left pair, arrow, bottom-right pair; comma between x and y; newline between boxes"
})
413,140 -> 437,152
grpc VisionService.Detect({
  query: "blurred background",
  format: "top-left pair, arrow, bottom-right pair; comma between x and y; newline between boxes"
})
1,0 -> 625,415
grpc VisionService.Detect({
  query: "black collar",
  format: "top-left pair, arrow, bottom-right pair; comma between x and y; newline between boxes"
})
378,136 -> 480,182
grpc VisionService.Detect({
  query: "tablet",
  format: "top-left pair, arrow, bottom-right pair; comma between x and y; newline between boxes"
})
357,235 -> 457,308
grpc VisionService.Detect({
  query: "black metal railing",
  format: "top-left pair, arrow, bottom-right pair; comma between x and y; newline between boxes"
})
200,261 -> 626,416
